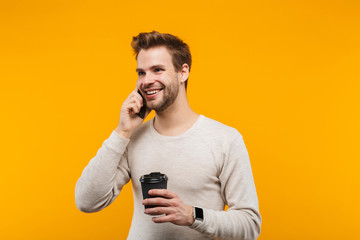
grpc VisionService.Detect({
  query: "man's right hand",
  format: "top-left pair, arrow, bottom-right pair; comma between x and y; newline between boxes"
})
115,90 -> 149,139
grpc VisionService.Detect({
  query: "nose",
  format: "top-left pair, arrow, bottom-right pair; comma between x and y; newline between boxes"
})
140,72 -> 155,88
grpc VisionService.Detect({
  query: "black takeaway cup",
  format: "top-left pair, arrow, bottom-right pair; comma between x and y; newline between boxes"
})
140,172 -> 168,209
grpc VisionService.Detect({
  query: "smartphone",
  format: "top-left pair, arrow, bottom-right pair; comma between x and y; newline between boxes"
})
136,89 -> 147,119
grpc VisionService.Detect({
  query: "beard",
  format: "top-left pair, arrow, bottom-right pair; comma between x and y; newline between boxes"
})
147,78 -> 179,113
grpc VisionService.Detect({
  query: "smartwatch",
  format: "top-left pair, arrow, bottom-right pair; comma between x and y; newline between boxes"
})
193,206 -> 204,222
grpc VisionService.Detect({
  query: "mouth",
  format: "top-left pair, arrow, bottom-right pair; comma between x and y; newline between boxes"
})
144,88 -> 163,98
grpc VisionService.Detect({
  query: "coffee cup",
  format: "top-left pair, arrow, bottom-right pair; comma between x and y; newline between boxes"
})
140,172 -> 168,209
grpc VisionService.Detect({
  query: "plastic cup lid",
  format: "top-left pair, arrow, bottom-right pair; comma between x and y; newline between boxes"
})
140,172 -> 168,183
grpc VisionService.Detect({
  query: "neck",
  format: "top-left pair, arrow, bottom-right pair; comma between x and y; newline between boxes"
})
153,89 -> 199,136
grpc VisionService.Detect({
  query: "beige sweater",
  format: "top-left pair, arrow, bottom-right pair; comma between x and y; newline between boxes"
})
75,115 -> 261,240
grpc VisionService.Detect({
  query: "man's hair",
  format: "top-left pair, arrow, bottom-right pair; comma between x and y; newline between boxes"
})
131,31 -> 192,89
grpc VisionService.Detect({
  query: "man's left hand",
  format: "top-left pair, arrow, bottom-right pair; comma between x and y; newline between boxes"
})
142,189 -> 195,226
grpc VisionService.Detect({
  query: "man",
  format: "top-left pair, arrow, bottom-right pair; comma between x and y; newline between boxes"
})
75,31 -> 261,240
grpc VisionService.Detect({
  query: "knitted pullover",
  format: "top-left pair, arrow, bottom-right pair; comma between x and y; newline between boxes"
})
75,115 -> 261,239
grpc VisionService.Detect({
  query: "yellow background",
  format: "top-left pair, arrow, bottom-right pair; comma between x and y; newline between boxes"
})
1,0 -> 359,239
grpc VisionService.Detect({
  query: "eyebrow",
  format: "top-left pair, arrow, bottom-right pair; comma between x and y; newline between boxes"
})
136,64 -> 166,73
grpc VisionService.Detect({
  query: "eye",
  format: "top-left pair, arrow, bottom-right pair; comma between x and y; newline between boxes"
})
138,71 -> 145,77
154,68 -> 163,73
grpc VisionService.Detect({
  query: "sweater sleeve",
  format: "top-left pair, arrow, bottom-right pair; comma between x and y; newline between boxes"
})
190,134 -> 261,240
75,130 -> 131,213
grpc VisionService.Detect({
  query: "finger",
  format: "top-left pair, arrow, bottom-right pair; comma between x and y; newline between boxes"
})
133,87 -> 145,103
144,207 -> 173,216
133,96 -> 142,108
135,91 -> 144,105
152,214 -> 175,223
128,104 -> 140,114
148,189 -> 177,199
130,91 -> 143,105
127,90 -> 143,104
126,97 -> 142,113
142,197 -> 171,207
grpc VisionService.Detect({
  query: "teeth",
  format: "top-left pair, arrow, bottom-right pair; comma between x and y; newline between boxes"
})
146,90 -> 159,95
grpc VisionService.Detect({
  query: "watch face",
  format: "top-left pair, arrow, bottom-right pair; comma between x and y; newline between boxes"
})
195,207 -> 204,220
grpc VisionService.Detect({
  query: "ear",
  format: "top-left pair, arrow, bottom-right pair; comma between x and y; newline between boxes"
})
178,63 -> 189,84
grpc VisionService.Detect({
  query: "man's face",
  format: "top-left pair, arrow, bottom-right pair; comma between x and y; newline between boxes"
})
136,46 -> 180,112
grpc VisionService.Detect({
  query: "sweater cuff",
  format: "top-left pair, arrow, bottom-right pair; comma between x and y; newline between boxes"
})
189,208 -> 212,234
106,130 -> 131,154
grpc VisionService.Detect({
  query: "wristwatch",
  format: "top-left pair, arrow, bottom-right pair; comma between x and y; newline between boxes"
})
193,206 -> 204,222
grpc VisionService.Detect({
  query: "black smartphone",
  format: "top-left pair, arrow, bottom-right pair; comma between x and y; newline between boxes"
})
136,89 -> 147,119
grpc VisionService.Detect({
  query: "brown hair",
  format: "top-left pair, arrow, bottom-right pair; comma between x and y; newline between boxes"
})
131,31 -> 192,89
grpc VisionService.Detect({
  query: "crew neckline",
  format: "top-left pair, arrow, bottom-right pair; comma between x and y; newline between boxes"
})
150,115 -> 204,140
